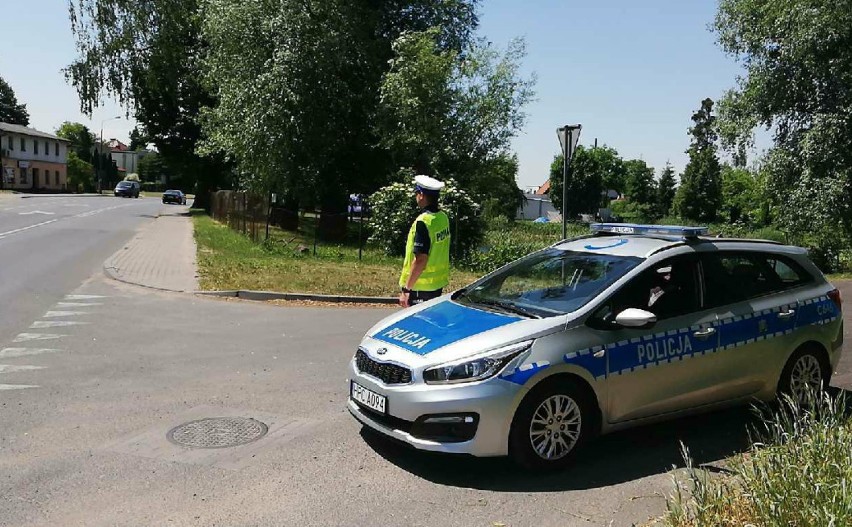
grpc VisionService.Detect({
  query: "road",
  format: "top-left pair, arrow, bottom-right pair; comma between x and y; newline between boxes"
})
0,194 -> 160,343
1,194 -> 850,526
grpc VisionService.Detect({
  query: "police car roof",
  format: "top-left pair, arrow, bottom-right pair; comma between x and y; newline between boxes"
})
554,235 -> 680,258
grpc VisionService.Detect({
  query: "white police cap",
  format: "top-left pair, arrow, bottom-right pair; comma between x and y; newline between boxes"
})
414,175 -> 445,193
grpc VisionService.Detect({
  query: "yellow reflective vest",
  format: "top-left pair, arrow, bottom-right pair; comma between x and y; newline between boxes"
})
399,210 -> 450,291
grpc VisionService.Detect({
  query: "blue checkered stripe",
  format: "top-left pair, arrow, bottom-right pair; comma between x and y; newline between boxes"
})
499,295 -> 840,385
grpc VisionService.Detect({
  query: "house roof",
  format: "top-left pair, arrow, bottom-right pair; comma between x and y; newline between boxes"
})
0,122 -> 71,142
536,180 -> 551,195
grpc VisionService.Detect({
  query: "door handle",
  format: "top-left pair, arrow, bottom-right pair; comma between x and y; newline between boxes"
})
778,310 -> 796,320
593,349 -> 606,358
693,327 -> 716,339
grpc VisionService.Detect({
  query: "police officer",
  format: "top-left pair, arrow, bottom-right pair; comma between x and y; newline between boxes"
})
399,175 -> 451,307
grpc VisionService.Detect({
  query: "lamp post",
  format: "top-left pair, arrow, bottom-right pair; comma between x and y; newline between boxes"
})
99,116 -> 121,191
556,124 -> 582,240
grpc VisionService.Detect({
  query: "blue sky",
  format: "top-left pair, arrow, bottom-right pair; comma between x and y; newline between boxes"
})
1,0 -> 757,188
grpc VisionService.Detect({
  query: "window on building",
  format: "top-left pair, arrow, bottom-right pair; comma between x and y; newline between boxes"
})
45,141 -> 49,155
55,142 -> 59,156
6,135 -> 11,151
20,138 -> 26,151
55,170 -> 60,186
8,168 -> 15,184
34,140 -> 39,155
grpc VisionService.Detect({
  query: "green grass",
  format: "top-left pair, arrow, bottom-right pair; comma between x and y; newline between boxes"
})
657,392 -> 852,526
193,212 -> 480,296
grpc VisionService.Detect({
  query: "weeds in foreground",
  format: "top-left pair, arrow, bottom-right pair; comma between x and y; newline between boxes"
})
661,391 -> 852,526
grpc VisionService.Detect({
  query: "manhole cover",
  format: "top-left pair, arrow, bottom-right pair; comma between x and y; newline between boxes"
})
167,417 -> 269,449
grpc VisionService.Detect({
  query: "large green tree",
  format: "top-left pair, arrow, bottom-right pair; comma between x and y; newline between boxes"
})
549,145 -> 615,219
138,152 -> 168,186
55,121 -> 95,162
0,76 -> 29,126
376,28 -> 533,211
623,159 -> 655,205
66,151 -> 95,192
714,0 -> 852,251
673,98 -> 722,222
67,0 -> 227,209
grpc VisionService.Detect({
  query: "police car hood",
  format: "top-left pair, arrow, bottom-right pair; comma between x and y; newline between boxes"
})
364,298 -> 567,366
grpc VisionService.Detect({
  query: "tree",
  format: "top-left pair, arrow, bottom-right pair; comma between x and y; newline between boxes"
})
66,151 -> 94,192
67,0 -> 228,209
139,152 -> 167,185
128,127 -> 148,151
623,159 -> 655,205
548,145 -> 611,219
714,0 -> 852,256
656,162 -> 677,217
673,98 -> 722,222
56,122 -> 95,162
0,76 -> 29,125
720,165 -> 756,224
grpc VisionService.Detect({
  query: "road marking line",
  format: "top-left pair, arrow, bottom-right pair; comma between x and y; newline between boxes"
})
0,348 -> 62,358
19,210 -> 55,215
0,365 -> 45,373
13,333 -> 66,342
30,321 -> 89,328
65,295 -> 107,300
0,384 -> 39,391
43,311 -> 89,318
56,302 -> 103,307
0,219 -> 58,238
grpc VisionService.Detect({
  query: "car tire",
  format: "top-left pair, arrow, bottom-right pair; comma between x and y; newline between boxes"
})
777,345 -> 830,405
509,378 -> 595,471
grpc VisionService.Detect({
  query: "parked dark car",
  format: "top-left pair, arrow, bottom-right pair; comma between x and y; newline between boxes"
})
114,181 -> 140,198
162,190 -> 186,205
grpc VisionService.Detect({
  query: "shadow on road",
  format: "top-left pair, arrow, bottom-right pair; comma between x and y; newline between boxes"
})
361,405 -> 757,492
364,386 -> 852,491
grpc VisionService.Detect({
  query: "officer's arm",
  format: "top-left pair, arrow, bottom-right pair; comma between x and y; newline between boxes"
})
406,254 -> 429,290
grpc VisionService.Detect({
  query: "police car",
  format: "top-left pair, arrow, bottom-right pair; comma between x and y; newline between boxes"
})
347,224 -> 844,469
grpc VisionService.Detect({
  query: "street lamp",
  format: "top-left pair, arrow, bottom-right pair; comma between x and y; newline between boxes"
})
99,116 -> 121,191
556,124 -> 582,240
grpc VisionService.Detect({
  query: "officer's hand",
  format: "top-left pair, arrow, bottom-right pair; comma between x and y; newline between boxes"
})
399,291 -> 410,307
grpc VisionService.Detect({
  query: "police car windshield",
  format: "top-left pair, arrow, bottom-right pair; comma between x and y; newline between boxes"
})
457,248 -> 642,318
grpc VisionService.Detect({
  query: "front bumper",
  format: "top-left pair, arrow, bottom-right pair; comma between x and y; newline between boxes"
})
347,360 -> 525,457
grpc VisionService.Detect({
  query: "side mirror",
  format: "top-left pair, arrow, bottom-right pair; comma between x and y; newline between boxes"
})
615,308 -> 657,328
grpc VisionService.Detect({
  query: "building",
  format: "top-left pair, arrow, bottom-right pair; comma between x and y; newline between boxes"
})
0,122 -> 70,191
105,138 -> 149,175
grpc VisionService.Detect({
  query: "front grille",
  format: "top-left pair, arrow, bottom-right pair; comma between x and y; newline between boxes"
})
355,349 -> 412,384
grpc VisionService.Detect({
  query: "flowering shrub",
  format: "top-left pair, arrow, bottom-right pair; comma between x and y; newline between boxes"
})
368,178 -> 484,259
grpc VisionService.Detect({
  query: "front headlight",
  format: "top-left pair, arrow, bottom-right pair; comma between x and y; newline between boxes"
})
422,341 -> 533,384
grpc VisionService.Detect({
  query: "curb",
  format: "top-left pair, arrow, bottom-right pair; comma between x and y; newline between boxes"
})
194,290 -> 398,305
21,193 -> 109,198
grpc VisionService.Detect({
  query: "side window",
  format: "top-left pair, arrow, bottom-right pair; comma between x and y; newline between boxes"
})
594,256 -> 700,324
703,253 -> 776,307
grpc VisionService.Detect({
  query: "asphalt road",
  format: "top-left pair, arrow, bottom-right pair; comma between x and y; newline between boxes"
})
1,197 -> 850,526
0,194 -> 160,343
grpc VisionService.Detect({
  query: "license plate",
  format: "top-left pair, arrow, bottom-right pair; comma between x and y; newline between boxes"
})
351,381 -> 387,414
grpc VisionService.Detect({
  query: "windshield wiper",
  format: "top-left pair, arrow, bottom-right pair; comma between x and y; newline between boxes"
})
471,298 -> 541,319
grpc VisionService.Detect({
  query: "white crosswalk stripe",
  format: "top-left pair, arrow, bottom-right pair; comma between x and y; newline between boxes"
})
55,302 -> 102,307
0,348 -> 62,359
0,384 -> 39,391
0,365 -> 45,373
43,311 -> 89,318
64,295 -> 107,300
30,321 -> 89,328
13,333 -> 66,342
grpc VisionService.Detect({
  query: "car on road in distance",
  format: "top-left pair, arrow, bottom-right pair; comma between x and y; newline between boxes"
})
347,223 -> 844,470
162,190 -> 186,205
114,180 -> 140,198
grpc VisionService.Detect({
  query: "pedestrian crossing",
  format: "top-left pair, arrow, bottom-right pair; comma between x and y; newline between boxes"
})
0,293 -> 108,392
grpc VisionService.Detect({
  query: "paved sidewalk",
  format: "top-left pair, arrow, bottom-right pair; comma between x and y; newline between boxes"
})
104,205 -> 199,292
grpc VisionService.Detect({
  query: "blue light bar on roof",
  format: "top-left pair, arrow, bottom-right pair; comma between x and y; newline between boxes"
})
590,223 -> 708,238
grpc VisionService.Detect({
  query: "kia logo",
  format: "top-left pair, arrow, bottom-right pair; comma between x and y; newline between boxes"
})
376,348 -> 388,356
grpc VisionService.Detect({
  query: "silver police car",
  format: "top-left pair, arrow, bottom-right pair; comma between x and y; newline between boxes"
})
347,224 -> 844,469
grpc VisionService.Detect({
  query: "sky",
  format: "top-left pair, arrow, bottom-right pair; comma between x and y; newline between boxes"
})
0,0 -> 761,190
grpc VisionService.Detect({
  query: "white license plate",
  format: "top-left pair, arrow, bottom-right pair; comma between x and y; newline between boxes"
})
351,381 -> 386,414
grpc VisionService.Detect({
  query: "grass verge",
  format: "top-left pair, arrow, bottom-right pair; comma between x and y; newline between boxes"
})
193,212 -> 480,296
656,392 -> 852,526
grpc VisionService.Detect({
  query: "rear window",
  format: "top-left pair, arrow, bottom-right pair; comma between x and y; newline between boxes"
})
117,182 -> 131,187
702,252 -> 813,307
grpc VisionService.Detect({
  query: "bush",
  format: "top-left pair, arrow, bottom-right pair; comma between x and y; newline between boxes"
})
610,200 -> 656,223
368,178 -> 484,259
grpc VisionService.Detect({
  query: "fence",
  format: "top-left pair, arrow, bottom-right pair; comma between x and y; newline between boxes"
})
209,190 -> 372,259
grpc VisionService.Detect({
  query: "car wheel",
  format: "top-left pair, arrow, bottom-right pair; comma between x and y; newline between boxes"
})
778,345 -> 830,405
509,379 -> 595,471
